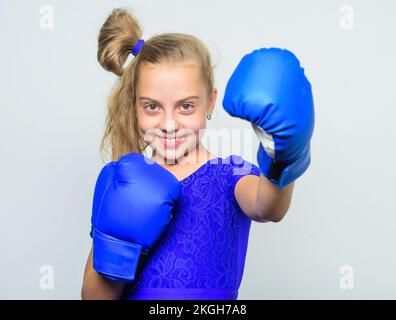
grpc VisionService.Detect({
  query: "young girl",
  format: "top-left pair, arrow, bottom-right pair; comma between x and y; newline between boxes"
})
82,8 -> 313,300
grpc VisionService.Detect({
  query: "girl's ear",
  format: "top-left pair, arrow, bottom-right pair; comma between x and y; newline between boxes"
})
208,88 -> 218,113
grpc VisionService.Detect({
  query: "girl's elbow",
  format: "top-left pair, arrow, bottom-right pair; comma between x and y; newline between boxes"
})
270,207 -> 290,222
269,213 -> 285,223
257,208 -> 288,223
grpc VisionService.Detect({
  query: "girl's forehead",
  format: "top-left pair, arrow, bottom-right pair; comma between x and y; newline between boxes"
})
140,60 -> 200,73
137,62 -> 205,95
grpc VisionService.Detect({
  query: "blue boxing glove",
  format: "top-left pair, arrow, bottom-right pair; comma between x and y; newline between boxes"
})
90,152 -> 181,283
223,48 -> 315,189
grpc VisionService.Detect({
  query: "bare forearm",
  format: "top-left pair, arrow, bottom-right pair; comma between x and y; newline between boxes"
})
81,247 -> 125,300
81,269 -> 125,300
255,175 -> 294,222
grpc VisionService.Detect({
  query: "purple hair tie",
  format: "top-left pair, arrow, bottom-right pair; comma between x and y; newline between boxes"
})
131,39 -> 144,56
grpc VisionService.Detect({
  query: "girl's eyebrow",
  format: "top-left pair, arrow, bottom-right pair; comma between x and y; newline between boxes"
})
139,96 -> 200,105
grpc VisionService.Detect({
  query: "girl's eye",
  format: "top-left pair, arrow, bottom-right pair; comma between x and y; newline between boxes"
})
180,103 -> 194,111
144,103 -> 158,112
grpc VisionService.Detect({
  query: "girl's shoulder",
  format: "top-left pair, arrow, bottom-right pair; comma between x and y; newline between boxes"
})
220,154 -> 260,171
213,154 -> 261,187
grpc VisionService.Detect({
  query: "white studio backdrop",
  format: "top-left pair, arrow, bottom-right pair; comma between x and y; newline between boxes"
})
0,0 -> 395,299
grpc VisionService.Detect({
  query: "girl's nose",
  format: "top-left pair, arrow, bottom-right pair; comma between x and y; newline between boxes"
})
159,112 -> 179,135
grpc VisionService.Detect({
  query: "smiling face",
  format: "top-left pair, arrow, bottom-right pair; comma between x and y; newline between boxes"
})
136,60 -> 217,164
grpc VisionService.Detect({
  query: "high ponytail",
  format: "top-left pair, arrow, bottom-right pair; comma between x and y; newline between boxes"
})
97,8 -> 142,76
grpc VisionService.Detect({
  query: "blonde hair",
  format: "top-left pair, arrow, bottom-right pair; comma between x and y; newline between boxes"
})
97,8 -> 216,162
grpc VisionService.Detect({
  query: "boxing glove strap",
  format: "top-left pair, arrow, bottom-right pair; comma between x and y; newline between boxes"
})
92,228 -> 142,284
269,160 -> 289,181
277,143 -> 311,189
257,141 -> 311,190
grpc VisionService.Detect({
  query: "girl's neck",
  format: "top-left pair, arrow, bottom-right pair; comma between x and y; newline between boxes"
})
152,145 -> 216,168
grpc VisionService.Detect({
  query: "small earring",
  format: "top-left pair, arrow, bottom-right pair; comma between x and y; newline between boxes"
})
207,112 -> 212,120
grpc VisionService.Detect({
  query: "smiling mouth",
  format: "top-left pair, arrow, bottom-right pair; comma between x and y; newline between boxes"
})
158,136 -> 185,147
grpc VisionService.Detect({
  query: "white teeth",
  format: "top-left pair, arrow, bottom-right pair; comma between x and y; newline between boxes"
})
160,137 -> 183,142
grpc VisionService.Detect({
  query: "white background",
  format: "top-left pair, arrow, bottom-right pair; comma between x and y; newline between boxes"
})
0,0 -> 395,299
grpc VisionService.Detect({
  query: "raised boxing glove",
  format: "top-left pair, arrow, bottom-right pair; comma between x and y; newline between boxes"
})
223,48 -> 315,189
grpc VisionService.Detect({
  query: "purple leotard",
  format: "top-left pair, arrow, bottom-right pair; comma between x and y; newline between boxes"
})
122,155 -> 261,300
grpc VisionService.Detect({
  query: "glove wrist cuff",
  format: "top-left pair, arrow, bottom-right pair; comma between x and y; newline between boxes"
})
92,228 -> 142,284
257,142 -> 311,190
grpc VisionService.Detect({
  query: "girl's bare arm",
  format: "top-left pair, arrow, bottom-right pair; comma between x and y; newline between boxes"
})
235,174 -> 294,223
81,246 -> 125,300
